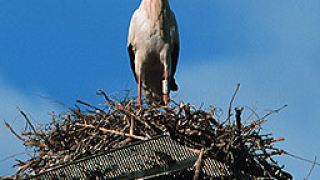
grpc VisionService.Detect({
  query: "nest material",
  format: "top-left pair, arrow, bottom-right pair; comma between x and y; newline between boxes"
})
2,90 -> 292,180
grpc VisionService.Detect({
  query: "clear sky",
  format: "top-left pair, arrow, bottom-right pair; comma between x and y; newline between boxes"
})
0,0 -> 319,179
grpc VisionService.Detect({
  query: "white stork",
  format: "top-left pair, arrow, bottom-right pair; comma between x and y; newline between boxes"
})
127,0 -> 180,105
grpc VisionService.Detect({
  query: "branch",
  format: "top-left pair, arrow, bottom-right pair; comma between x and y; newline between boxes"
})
285,151 -> 320,166
260,104 -> 288,121
76,123 -> 146,140
16,106 -> 37,134
304,156 -> 317,180
193,148 -> 205,180
4,121 -> 48,148
222,83 -> 240,126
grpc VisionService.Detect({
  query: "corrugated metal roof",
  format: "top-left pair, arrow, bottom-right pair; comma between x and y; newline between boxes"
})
23,136 -> 256,180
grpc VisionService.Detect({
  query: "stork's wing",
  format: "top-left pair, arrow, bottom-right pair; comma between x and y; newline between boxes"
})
170,10 -> 180,90
128,44 -> 136,82
171,44 -> 179,78
127,11 -> 138,82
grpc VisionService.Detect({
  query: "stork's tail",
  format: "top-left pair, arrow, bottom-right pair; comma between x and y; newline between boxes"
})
142,88 -> 163,105
141,79 -> 178,105
142,81 -> 178,105
170,78 -> 178,91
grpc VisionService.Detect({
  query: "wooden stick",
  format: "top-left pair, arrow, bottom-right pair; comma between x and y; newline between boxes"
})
222,83 -> 240,126
4,121 -> 48,148
16,106 -> 37,134
305,156 -> 317,180
130,116 -> 135,135
76,123 -> 146,140
193,148 -> 205,180
4,121 -> 29,143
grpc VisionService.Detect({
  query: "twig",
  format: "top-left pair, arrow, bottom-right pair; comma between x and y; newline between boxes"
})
304,156 -> 317,180
4,121 -> 48,148
285,151 -> 320,166
244,105 -> 260,120
0,151 -> 30,163
235,107 -> 244,148
4,121 -> 29,143
36,123 -> 45,135
130,116 -> 135,135
193,148 -> 205,180
39,95 -> 67,107
16,106 -> 37,134
222,83 -> 240,126
260,105 -> 288,121
76,100 -> 106,115
76,123 -> 146,140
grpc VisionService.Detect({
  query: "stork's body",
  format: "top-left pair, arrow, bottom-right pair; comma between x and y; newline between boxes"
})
128,0 -> 180,105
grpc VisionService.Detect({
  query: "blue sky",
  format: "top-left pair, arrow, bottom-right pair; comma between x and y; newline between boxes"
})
0,0 -> 319,179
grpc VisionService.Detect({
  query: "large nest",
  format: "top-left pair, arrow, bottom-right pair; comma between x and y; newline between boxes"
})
1,89 -> 292,180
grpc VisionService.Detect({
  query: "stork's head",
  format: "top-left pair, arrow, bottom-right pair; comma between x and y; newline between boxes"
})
140,0 -> 170,9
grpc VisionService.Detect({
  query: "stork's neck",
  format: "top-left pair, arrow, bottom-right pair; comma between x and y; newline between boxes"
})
140,0 -> 170,19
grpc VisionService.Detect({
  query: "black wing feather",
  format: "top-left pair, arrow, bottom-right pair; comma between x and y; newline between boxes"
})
170,44 -> 179,91
171,44 -> 179,77
128,44 -> 137,82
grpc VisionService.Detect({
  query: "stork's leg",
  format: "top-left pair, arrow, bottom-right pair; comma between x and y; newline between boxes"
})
137,74 -> 142,106
162,70 -> 169,105
161,47 -> 171,105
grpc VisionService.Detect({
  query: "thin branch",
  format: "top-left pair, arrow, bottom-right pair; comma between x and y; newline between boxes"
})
285,151 -> 320,166
235,107 -> 244,148
244,105 -> 260,120
16,106 -> 37,134
39,95 -> 67,107
76,123 -> 146,140
304,156 -> 317,180
0,151 -> 31,163
4,121 -> 29,143
76,99 -> 106,115
222,83 -> 240,126
193,148 -> 205,180
260,104 -> 288,121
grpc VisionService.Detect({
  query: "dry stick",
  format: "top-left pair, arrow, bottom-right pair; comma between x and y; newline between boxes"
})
36,123 -> 45,135
76,100 -> 106,115
5,121 -> 29,143
130,116 -> 135,135
51,111 -> 56,124
243,105 -> 260,121
235,107 -> 244,148
271,137 -> 285,143
285,151 -> 320,166
218,83 -> 241,161
222,83 -> 240,126
193,148 -> 205,180
97,90 -> 115,106
0,151 -> 31,163
305,156 -> 317,180
259,104 -> 288,121
16,106 -> 37,134
76,123 -> 146,140
4,121 -> 48,148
